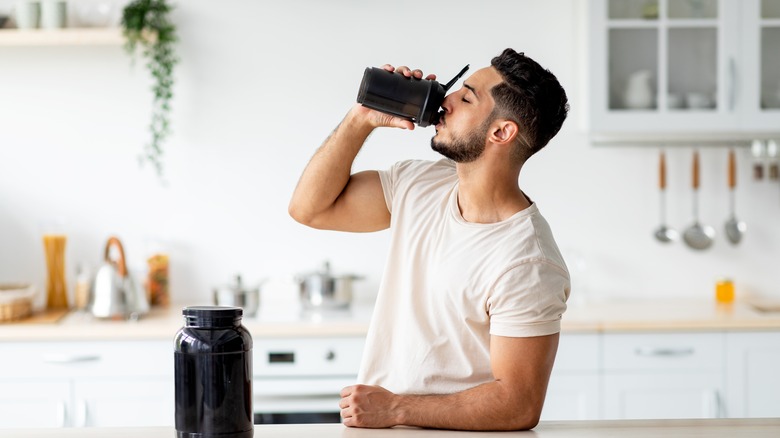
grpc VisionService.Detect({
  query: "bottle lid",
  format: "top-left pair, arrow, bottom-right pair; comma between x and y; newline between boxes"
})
183,306 -> 243,318
182,306 -> 242,328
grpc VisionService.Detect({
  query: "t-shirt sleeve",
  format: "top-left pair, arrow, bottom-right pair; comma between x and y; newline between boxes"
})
377,164 -> 397,214
377,160 -> 422,214
487,261 -> 570,337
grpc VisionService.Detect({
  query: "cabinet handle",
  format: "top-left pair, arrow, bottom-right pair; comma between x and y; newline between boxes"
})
56,400 -> 67,428
728,57 -> 737,111
634,347 -> 694,357
43,355 -> 101,364
703,390 -> 724,418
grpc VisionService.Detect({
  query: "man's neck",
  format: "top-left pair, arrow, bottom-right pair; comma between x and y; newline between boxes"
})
454,160 -> 530,224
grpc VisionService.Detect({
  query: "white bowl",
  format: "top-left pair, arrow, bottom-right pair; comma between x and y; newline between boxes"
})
686,93 -> 715,109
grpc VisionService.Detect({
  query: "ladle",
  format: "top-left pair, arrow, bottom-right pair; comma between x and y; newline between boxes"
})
653,150 -> 678,243
724,149 -> 747,244
683,150 -> 715,250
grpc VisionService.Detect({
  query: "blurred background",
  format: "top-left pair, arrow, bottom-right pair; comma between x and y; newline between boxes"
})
1,0 -> 779,309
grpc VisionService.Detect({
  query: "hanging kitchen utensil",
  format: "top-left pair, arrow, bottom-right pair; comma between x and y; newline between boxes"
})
654,150 -> 678,243
751,139 -> 766,180
683,150 -> 715,250
724,149 -> 747,244
89,236 -> 149,320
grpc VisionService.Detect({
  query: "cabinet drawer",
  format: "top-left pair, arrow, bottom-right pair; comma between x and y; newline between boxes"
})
604,333 -> 723,371
253,336 -> 364,377
0,341 -> 173,378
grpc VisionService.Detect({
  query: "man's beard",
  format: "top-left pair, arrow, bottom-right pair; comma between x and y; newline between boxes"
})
430,119 -> 489,163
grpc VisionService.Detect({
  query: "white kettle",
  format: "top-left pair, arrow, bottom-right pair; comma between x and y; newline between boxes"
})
89,236 -> 149,320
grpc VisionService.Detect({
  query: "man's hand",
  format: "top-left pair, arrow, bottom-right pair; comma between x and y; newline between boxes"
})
339,384 -> 401,428
353,64 -> 438,131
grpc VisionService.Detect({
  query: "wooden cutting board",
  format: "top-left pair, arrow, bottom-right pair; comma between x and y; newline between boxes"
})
16,308 -> 70,324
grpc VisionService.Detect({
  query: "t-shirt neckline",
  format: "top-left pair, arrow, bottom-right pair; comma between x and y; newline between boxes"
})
448,183 -> 537,228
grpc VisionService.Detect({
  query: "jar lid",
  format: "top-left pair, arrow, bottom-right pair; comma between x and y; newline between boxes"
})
183,306 -> 243,318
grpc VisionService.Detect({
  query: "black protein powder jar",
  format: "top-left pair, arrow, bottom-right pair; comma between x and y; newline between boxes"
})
175,306 -> 253,438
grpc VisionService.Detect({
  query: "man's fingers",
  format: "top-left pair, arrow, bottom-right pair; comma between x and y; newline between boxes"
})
340,385 -> 355,397
380,64 -> 431,80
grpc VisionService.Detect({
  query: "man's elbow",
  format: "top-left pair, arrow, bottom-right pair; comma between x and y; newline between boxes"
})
288,201 -> 313,226
288,201 -> 334,230
511,412 -> 541,431
492,411 -> 538,431
500,402 -> 543,431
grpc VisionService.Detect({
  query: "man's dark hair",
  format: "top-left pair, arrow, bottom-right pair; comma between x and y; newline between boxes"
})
489,48 -> 569,161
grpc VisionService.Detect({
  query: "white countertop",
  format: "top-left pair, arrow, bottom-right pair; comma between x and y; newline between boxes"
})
1,298 -> 780,342
3,419 -> 780,437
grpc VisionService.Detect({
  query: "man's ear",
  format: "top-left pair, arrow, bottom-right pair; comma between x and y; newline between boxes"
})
489,120 -> 519,145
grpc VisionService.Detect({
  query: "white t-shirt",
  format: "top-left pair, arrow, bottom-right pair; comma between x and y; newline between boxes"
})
357,159 -> 570,395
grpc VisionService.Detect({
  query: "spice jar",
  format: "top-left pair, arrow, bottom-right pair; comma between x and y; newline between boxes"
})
174,306 -> 253,438
145,252 -> 169,306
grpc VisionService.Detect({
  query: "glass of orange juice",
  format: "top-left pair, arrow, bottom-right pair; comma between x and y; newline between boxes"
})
715,278 -> 735,304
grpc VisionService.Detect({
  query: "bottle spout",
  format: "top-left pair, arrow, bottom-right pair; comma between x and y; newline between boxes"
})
443,64 -> 470,91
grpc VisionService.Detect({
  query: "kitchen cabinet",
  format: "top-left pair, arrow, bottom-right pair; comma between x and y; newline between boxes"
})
725,331 -> 780,417
602,332 -> 726,419
542,333 -> 602,420
0,340 -> 174,428
585,0 -> 780,143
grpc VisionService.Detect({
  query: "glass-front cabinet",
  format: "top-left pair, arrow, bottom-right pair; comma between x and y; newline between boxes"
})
586,0 -> 780,141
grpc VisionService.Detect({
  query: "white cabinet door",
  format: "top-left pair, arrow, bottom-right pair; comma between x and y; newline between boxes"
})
587,0 -> 740,137
542,333 -> 601,420
72,378 -> 174,427
604,372 -> 725,419
726,331 -> 780,418
602,332 -> 726,419
0,380 -> 71,428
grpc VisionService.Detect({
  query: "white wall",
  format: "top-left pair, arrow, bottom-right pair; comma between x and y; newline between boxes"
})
1,0 -> 778,309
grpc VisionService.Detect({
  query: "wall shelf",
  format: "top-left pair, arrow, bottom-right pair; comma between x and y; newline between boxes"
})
0,28 -> 123,47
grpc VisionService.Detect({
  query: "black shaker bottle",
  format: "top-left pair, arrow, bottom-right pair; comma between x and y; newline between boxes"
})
357,64 -> 470,127
175,306 -> 253,438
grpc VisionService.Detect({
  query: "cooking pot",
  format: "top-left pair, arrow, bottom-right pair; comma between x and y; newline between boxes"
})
89,236 -> 149,320
213,274 -> 260,317
297,261 -> 362,310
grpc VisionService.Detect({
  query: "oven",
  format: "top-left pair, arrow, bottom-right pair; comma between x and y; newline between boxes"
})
252,336 -> 365,424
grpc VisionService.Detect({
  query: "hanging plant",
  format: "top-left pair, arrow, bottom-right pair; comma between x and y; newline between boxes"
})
121,0 -> 178,177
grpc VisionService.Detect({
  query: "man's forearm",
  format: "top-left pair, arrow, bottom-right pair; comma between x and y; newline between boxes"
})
288,108 -> 374,224
396,380 -> 543,431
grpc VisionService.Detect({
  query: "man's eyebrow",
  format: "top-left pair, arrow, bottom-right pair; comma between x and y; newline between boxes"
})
463,83 -> 479,100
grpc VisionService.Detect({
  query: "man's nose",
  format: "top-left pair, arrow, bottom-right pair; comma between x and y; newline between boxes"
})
440,94 -> 453,113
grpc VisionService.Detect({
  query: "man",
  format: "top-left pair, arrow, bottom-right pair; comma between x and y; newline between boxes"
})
289,48 -> 570,431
